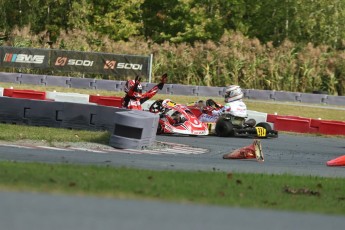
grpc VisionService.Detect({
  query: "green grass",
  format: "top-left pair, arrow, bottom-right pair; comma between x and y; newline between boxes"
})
0,123 -> 110,144
0,161 -> 344,215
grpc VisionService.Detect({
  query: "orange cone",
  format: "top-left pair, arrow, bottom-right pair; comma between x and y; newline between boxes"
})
223,139 -> 264,162
326,155 -> 345,167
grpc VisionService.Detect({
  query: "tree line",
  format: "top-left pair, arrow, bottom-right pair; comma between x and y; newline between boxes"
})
0,0 -> 345,95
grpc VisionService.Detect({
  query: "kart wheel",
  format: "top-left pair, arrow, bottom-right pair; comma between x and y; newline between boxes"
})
157,123 -> 164,134
256,122 -> 272,131
215,118 -> 234,137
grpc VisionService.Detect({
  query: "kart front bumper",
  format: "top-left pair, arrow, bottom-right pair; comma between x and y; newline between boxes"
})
233,127 -> 278,138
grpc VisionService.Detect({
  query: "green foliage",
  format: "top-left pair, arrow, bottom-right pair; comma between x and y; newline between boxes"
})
1,0 -> 345,95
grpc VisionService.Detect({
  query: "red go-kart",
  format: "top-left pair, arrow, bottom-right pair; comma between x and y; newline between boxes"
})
149,99 -> 209,136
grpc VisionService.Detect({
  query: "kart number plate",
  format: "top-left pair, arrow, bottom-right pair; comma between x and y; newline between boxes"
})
255,127 -> 267,137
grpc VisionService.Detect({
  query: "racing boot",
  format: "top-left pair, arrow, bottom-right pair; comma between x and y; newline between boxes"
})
223,139 -> 264,162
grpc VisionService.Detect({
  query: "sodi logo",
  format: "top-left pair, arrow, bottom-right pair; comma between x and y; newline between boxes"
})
55,57 -> 94,67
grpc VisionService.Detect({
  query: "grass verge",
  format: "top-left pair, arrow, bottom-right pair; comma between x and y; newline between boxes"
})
0,123 -> 110,144
0,161 -> 344,215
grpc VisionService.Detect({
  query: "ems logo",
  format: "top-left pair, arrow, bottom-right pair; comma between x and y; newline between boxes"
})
3,53 -> 45,64
55,57 -> 68,66
104,60 -> 116,69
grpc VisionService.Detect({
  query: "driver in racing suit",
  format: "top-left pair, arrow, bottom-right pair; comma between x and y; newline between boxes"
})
122,73 -> 167,110
198,85 -> 247,122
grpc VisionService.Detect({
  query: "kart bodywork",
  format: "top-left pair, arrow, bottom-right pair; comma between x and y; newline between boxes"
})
187,99 -> 278,138
149,99 -> 209,136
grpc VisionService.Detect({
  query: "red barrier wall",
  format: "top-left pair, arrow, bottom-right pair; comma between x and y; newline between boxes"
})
89,95 -> 123,107
268,114 -> 345,136
3,88 -> 46,100
274,117 -> 311,133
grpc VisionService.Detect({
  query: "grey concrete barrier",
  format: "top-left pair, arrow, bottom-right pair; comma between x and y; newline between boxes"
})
245,89 -> 274,100
44,75 -> 71,87
0,97 -> 28,125
0,96 -> 158,149
18,74 -> 46,86
93,79 -> 118,91
196,86 -> 224,97
324,95 -> 345,105
109,110 -> 159,149
167,84 -> 198,95
299,93 -> 327,104
68,77 -> 96,89
0,96 -> 124,131
272,91 -> 301,102
0,72 -> 20,83
23,100 -> 65,127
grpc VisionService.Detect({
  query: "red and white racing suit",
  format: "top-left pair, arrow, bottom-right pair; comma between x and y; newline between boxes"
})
123,84 -> 163,110
199,99 -> 248,122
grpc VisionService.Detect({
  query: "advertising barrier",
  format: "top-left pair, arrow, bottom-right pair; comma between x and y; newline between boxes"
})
0,46 -> 151,78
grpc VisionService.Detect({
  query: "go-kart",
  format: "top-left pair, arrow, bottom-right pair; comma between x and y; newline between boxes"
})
149,99 -> 209,136
188,99 -> 278,138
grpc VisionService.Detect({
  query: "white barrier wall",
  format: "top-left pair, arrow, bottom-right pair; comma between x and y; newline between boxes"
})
141,100 -> 155,111
46,91 -> 90,104
247,110 -> 268,123
0,87 -> 3,97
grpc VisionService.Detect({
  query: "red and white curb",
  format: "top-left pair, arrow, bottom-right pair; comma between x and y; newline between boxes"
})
0,142 -> 208,155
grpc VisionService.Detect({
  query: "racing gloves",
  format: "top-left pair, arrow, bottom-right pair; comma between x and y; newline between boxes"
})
157,73 -> 168,90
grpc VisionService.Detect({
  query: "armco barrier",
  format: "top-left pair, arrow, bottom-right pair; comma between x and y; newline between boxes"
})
109,110 -> 159,149
3,89 -> 46,100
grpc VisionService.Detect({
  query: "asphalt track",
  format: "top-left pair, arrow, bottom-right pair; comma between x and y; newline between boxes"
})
0,134 -> 344,177
0,133 -> 344,229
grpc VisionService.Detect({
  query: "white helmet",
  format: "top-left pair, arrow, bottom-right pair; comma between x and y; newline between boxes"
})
224,85 -> 243,102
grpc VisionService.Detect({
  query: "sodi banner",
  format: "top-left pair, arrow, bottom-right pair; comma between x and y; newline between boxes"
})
50,50 -> 150,77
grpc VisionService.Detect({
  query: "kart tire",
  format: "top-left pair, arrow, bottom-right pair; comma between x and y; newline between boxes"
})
215,118 -> 234,137
256,122 -> 272,131
157,123 -> 164,134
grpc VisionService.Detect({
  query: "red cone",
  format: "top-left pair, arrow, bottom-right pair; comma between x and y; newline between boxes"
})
223,139 -> 264,162
326,155 -> 345,167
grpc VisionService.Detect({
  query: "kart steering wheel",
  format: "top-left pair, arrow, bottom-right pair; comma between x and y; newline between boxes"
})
149,100 -> 164,113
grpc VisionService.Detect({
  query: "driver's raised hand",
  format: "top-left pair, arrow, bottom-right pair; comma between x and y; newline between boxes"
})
158,73 -> 167,90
